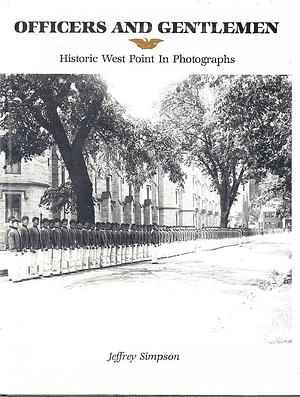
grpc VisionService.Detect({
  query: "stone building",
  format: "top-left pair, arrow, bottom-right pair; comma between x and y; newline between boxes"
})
0,150 -> 52,249
0,149 -> 220,248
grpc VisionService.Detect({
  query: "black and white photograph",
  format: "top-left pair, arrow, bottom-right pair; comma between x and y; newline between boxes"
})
0,0 -> 299,395
0,72 -> 293,390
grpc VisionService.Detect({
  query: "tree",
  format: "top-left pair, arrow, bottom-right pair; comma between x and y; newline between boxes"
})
249,173 -> 292,222
159,75 -> 291,227
0,74 -> 184,222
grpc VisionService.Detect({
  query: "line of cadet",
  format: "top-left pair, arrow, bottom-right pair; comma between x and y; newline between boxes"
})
5,215 -> 244,283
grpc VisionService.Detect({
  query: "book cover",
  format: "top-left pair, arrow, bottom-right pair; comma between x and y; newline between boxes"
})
0,0 -> 299,395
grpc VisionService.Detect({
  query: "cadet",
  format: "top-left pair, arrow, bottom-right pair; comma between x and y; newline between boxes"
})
40,218 -> 52,277
82,222 -> 90,270
151,224 -> 160,264
51,218 -> 62,275
19,215 -> 31,280
109,224 -> 117,266
61,219 -> 70,273
100,223 -> 109,267
105,223 -> 112,266
75,221 -> 84,271
68,219 -> 77,272
95,222 -> 102,268
124,224 -> 131,264
88,223 -> 96,268
137,225 -> 144,261
130,224 -> 137,262
4,215 -> 15,252
115,224 -> 122,265
7,217 -> 23,282
29,217 -> 42,277
146,225 -> 152,259
119,224 -> 125,265
142,225 -> 147,259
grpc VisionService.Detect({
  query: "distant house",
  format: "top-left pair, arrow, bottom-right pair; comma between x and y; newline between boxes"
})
258,206 -> 283,229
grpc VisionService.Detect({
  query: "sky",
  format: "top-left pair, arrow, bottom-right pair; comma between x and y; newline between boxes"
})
103,69 -> 188,119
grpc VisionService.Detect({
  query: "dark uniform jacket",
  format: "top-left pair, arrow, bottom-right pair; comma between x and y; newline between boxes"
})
8,226 -> 22,252
95,229 -> 100,247
111,230 -> 118,247
51,227 -> 62,249
100,230 -> 108,247
29,225 -> 41,250
61,226 -> 69,248
76,228 -> 83,247
88,229 -> 96,247
20,225 -> 31,250
69,227 -> 76,248
82,228 -> 89,247
146,230 -> 152,245
133,230 -> 139,245
151,229 -> 160,245
106,230 -> 113,246
41,227 -> 51,249
124,230 -> 130,246
115,230 -> 122,247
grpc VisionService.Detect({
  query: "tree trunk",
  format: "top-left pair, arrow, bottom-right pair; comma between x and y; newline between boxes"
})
69,152 -> 95,223
219,194 -> 231,228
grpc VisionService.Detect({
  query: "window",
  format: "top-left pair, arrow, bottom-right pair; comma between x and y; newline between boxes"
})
5,155 -> 21,174
146,185 -> 151,200
175,190 -> 178,205
175,212 -> 179,226
106,175 -> 112,192
5,193 -> 21,222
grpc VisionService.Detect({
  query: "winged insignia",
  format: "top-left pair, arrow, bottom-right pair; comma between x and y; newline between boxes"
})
129,38 -> 164,49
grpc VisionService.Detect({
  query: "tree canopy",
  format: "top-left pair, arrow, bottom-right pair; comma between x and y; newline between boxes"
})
0,74 -> 184,222
159,75 -> 291,227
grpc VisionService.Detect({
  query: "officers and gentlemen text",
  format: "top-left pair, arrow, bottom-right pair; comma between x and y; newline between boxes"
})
14,20 -> 279,34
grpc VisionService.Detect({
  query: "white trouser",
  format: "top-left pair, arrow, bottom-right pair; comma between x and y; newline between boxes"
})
61,248 -> 69,273
106,246 -> 112,266
76,247 -> 83,271
22,251 -> 31,279
146,244 -> 151,259
95,247 -> 101,268
121,245 -> 126,264
142,244 -> 147,258
37,250 -> 44,276
9,252 -> 23,282
100,247 -> 105,267
52,249 -> 62,274
132,244 -> 137,262
82,247 -> 90,269
30,251 -> 39,278
43,249 -> 52,276
137,245 -> 143,261
115,246 -> 121,265
88,247 -> 95,268
151,245 -> 158,264
69,248 -> 76,272
110,246 -> 116,266
125,246 -> 132,263
157,243 -> 163,259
